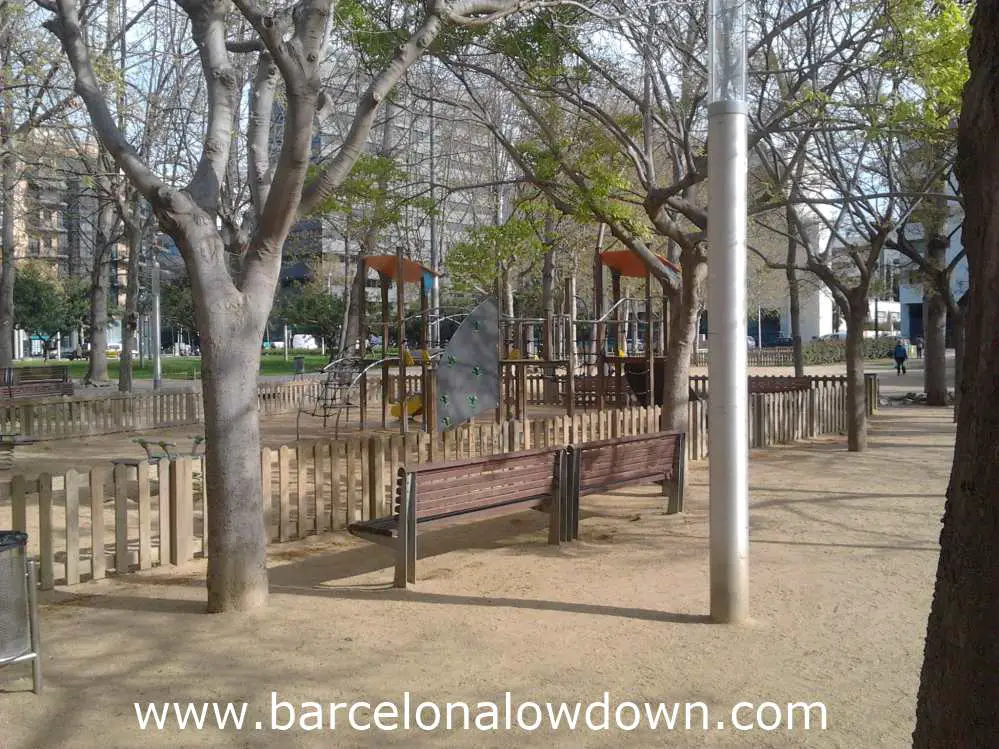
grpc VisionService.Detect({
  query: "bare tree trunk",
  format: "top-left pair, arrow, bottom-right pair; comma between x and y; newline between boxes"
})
503,264 -> 514,318
118,219 -> 142,392
660,257 -> 705,433
86,206 -> 115,385
913,1 -> 999,728
660,302 -> 698,433
0,152 -> 14,367
785,218 -> 805,376
541,240 -> 555,400
200,313 -> 269,612
844,301 -> 867,452
343,249 -> 368,354
341,103 -> 396,357
924,235 -> 949,405
542,246 -> 555,353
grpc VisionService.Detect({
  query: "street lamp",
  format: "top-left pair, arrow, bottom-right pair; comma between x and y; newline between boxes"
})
707,0 -> 749,623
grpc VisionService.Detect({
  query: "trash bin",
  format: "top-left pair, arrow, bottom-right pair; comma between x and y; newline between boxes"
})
0,530 -> 41,692
293,355 -> 305,377
0,531 -> 29,661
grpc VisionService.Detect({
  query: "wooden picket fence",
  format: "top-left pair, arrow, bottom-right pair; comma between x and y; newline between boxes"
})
3,374 -> 863,591
0,379 -> 329,441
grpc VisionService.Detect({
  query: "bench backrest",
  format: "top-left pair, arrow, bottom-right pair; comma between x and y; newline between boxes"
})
6,366 -> 71,384
574,431 -> 683,496
405,447 -> 561,522
747,376 -> 811,394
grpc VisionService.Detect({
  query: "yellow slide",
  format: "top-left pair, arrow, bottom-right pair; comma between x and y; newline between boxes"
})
390,396 -> 424,419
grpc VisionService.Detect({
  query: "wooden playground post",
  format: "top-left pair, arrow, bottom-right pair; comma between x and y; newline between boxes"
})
612,270 -> 623,406
420,276 -> 432,433
565,277 -> 577,417
358,268 -> 368,430
594,239 -> 606,411
396,246 -> 407,436
380,275 -> 390,428
645,273 -> 655,409
495,275 -> 503,425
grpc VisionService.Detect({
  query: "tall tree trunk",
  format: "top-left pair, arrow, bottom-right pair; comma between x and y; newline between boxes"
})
924,237 -> 949,405
542,246 -> 555,354
343,248 -> 368,354
341,103 -> 396,357
86,206 -> 115,385
0,34 -> 15,369
118,219 -> 142,392
660,257 -> 705,433
785,215 -> 805,376
660,297 -> 699,433
86,263 -> 110,383
503,265 -> 514,318
200,311 -> 269,612
913,4 -> 999,735
844,300 -> 867,452
0,152 -> 15,367
541,243 -> 556,399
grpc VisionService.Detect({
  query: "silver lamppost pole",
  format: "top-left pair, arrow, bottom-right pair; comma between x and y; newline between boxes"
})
707,0 -> 750,623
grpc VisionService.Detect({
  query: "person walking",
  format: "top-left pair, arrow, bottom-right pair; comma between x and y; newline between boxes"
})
915,336 -> 924,358
894,340 -> 909,375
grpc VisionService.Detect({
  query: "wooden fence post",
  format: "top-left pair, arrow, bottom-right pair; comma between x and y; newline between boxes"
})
38,475 -> 54,589
261,448 -> 274,541
297,443 -> 311,538
113,463 -> 130,573
65,470 -> 82,585
169,458 -> 194,565
278,446 -> 292,541
137,462 -> 152,570
368,436 -> 386,520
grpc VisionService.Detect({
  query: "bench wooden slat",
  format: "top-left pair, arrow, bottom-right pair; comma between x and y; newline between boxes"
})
414,484 -> 552,520
412,458 -> 555,493
413,466 -> 555,504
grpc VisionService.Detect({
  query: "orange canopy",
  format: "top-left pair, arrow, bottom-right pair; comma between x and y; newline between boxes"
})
364,255 -> 439,283
600,249 -> 681,279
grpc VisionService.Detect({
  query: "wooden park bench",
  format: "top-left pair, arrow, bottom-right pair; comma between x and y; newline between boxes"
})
0,365 -> 73,403
569,431 -> 686,529
349,447 -> 574,588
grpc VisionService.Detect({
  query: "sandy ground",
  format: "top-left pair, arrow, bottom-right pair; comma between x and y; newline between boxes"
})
0,402 -> 953,748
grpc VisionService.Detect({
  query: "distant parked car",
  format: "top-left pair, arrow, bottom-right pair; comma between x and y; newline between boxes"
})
773,336 -> 794,347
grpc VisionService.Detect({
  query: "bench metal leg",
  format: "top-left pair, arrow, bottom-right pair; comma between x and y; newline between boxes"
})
665,434 -> 686,515
548,450 -> 564,545
27,560 -> 42,693
394,474 -> 414,588
406,493 -> 416,585
569,446 -> 581,540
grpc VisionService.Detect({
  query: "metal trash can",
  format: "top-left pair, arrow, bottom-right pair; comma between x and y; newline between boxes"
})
0,530 -> 42,692
293,355 -> 305,377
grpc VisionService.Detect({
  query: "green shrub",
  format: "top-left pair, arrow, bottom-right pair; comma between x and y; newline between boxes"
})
800,337 -> 896,365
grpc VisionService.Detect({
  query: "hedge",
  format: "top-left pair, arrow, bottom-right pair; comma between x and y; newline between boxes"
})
800,337 -> 897,365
